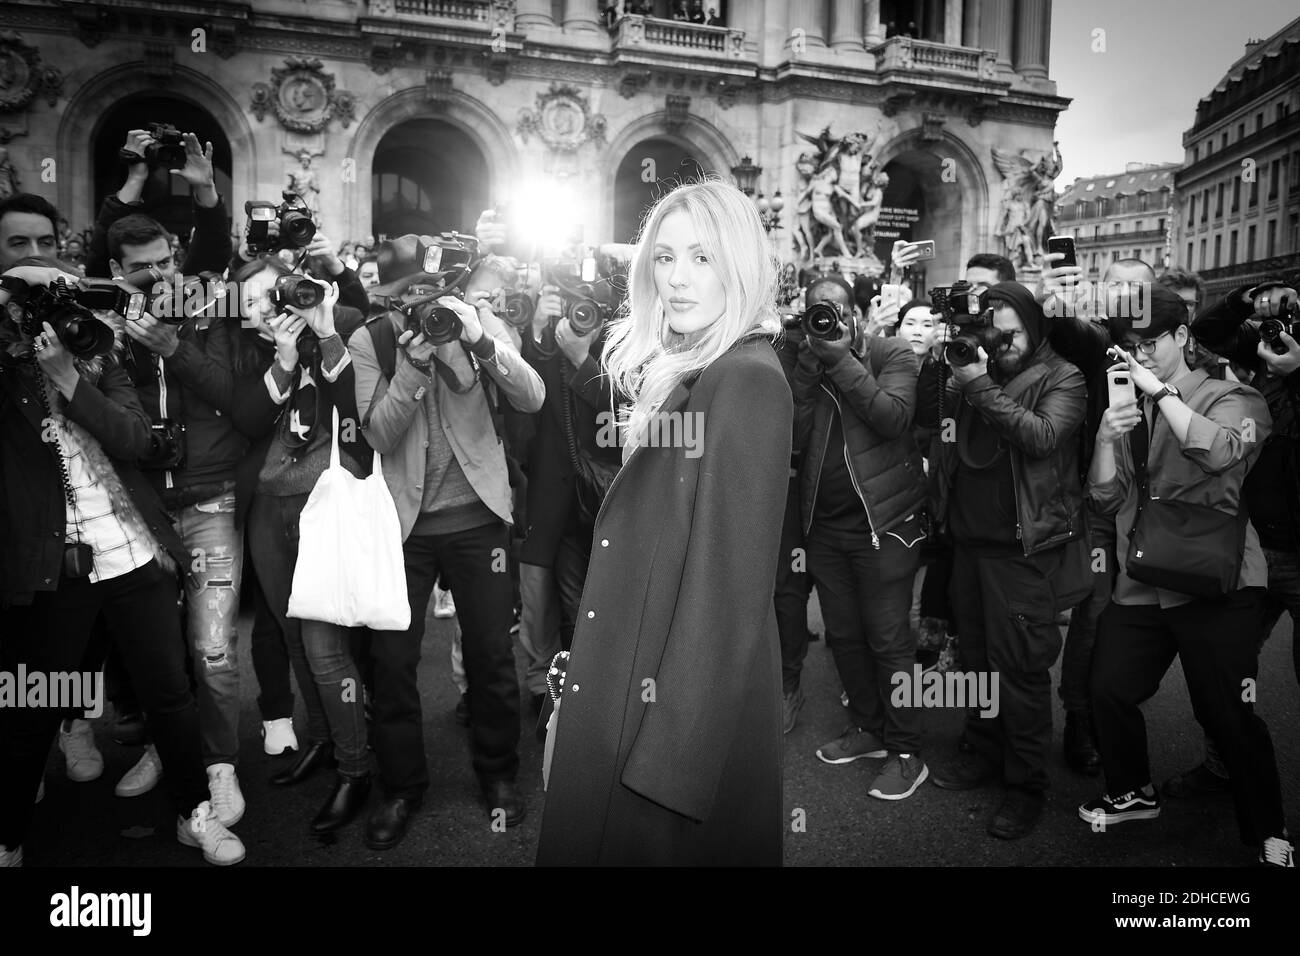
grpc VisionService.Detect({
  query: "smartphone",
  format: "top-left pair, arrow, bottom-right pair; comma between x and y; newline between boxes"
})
880,283 -> 904,311
1047,235 -> 1076,268
1107,367 -> 1136,408
910,240 -> 936,261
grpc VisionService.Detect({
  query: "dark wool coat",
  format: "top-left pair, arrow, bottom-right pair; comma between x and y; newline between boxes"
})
536,338 -> 793,866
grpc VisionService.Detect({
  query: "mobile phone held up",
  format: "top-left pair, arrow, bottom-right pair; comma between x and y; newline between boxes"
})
1047,235 -> 1076,268
910,240 -> 936,261
1107,367 -> 1136,408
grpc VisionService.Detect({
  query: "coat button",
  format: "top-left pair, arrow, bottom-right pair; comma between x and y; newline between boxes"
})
571,683 -> 579,692
601,539 -> 609,547
587,610 -> 595,619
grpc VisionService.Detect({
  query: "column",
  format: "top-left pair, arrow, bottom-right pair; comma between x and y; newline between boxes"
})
516,0 -> 553,30
830,0 -> 864,51
1013,0 -> 1048,79
865,0 -> 885,46
563,0 -> 601,34
944,0 -> 962,45
1040,0 -> 1052,74
787,0 -> 827,49
980,0 -> 1014,71
962,0 -> 981,47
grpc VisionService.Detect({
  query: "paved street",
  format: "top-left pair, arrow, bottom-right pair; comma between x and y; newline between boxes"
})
26,597 -> 1300,868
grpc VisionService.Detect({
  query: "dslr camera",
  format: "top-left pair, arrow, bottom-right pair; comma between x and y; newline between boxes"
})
1258,295 -> 1300,356
245,192 -> 317,255
782,299 -> 857,342
118,123 -> 188,170
931,280 -> 1010,367
399,232 -> 482,345
18,278 -> 121,359
139,419 -> 187,471
544,258 -> 621,337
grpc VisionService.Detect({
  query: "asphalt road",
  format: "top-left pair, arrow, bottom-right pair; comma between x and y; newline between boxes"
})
25,597 -> 1300,867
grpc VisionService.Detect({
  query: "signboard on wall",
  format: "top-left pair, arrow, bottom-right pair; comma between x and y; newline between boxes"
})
876,206 -> 920,241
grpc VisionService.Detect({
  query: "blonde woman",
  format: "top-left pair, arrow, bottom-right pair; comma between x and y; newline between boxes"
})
536,180 -> 793,866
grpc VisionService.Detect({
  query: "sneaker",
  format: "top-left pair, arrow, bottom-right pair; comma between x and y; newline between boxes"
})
988,789 -> 1046,839
176,802 -> 245,866
869,754 -> 929,800
930,750 -> 997,790
433,588 -> 456,619
262,717 -> 298,756
816,726 -> 888,765
1162,762 -> 1231,798
58,718 -> 103,782
206,763 -> 245,827
115,744 -> 162,798
1260,836 -> 1295,867
1078,787 -> 1161,827
782,687 -> 805,735
0,844 -> 21,867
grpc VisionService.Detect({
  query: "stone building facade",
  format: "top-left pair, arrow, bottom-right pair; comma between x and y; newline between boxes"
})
1053,163 -> 1178,279
0,0 -> 1066,284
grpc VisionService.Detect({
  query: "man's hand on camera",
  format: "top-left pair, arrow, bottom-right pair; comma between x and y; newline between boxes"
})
304,233 -> 345,277
1252,285 -> 1298,318
398,328 -> 436,367
947,347 -> 989,388
556,317 -> 598,367
1257,329 -> 1300,376
806,323 -> 852,365
267,313 -> 305,371
474,209 -> 507,252
121,129 -> 153,169
3,265 -> 82,288
534,285 -> 563,341
124,313 -> 179,358
286,280 -> 337,339
437,295 -> 483,346
34,322 -> 79,397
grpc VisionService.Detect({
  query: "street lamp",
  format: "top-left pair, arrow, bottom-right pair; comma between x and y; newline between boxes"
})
755,190 -> 784,234
731,156 -> 761,197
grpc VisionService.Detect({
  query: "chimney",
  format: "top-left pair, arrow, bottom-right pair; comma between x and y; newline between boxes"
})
1244,38 -> 1263,55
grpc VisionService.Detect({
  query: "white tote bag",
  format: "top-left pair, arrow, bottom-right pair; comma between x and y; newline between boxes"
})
287,407 -> 411,631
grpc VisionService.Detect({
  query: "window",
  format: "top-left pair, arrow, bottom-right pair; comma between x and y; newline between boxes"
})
1232,176 -> 1241,212
1186,242 -> 1194,265
1249,173 -> 1259,207
1199,239 -> 1206,269
1291,152 -> 1300,190
1267,219 -> 1277,257
1117,195 -> 1127,214
1247,224 -> 1256,260
1221,132 -> 1228,150
1091,252 -> 1100,273
1097,198 -> 1108,217
1201,189 -> 1209,222
1192,146 -> 1200,163
1139,192 -> 1149,212
1238,123 -> 1245,141
1076,200 -> 1086,219
1279,103 -> 1287,124
1216,182 -> 1224,217
1113,223 -> 1123,235
1094,225 -> 1101,240
1270,159 -> 1281,200
1289,213 -> 1298,253
1229,229 -> 1238,265
1257,113 -> 1264,131
1133,248 -> 1142,260
1112,250 -> 1120,263
1136,219 -> 1144,232
1187,196 -> 1195,226
1213,234 -> 1222,268
1158,217 -> 1166,233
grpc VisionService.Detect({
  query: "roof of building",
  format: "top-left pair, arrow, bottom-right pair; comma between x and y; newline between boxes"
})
1205,15 -> 1300,100
1056,164 -> 1179,206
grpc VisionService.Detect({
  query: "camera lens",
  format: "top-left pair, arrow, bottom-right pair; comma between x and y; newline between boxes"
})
502,293 -> 534,329
405,302 -> 462,345
567,299 -> 603,336
803,302 -> 842,340
280,212 -> 316,247
945,336 -> 978,367
56,312 -> 115,359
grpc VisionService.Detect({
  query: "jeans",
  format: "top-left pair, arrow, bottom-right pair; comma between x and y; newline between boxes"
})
0,562 -> 208,849
172,492 -> 243,766
517,532 -> 592,696
1059,506 -> 1116,714
1260,547 -> 1300,689
370,520 -> 520,799
1091,590 -> 1285,845
775,476 -> 813,694
807,516 -> 924,754
245,559 -> 294,722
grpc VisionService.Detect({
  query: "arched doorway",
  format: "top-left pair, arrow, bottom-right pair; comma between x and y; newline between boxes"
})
91,94 -> 232,244
371,120 -> 488,240
877,149 -> 965,290
612,138 -> 709,243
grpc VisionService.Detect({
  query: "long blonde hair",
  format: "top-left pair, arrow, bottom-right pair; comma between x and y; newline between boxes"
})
602,178 -> 780,451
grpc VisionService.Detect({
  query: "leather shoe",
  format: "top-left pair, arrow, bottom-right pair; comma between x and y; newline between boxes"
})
987,789 -> 1045,840
365,796 -> 421,851
931,751 -> 997,791
483,779 -> 526,827
311,773 -> 372,834
270,740 -> 336,787
1064,711 -> 1101,776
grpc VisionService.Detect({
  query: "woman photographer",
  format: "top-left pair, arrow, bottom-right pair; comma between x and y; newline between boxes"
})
536,180 -> 793,866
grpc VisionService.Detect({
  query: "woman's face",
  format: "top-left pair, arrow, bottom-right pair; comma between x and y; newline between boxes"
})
653,209 -> 726,339
898,307 -> 940,355
241,267 -> 278,337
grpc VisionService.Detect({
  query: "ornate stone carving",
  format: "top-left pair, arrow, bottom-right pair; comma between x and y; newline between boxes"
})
882,91 -> 914,117
992,141 -> 1063,271
284,147 -> 324,214
263,58 -> 353,134
368,35 -> 400,75
0,31 -> 42,114
664,93 -> 690,132
792,126 -> 888,275
250,83 -> 272,122
920,112 -> 945,142
211,22 -> 238,59
143,41 -> 174,80
425,69 -> 454,110
619,70 -> 652,99
516,84 -> 607,152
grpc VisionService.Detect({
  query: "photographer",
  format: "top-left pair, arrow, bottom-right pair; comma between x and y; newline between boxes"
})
923,281 -> 1089,840
790,274 -> 930,800
0,258 -> 245,866
350,234 -> 545,848
230,220 -> 371,318
1164,277 -> 1300,798
86,129 -> 231,279
1080,286 -> 1291,868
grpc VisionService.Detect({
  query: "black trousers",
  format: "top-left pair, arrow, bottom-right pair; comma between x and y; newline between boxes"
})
949,545 -> 1069,792
775,476 -> 813,694
370,520 -> 520,799
1091,589 -> 1286,846
0,561 -> 208,850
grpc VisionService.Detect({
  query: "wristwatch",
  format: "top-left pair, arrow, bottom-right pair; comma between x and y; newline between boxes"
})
1152,382 -> 1181,403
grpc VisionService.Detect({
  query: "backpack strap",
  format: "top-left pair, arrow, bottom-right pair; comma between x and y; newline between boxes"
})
364,312 -> 398,383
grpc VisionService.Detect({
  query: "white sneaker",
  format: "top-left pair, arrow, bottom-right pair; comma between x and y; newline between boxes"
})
206,763 -> 245,827
0,844 -> 22,867
262,717 -> 298,756
433,588 -> 456,619
58,718 -> 103,782
176,802 -> 245,866
116,744 -> 162,798
1261,836 -> 1295,867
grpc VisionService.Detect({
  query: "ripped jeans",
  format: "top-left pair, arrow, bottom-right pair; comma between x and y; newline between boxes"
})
171,491 -> 244,767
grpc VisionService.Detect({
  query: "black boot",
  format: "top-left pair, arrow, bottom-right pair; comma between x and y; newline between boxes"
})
271,740 -> 337,786
1064,711 -> 1101,776
311,773 -> 372,833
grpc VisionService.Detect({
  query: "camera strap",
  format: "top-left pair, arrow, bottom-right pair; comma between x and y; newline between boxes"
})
28,357 -> 84,544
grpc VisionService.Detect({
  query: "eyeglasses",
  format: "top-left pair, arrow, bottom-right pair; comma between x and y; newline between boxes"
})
1126,330 -> 1172,355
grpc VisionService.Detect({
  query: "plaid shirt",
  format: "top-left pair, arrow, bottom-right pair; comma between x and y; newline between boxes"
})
54,420 -> 153,583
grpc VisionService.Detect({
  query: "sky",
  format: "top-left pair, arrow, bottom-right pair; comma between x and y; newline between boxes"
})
1049,0 -> 1297,184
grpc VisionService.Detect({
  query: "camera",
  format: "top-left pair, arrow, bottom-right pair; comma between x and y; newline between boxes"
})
499,291 -> 535,329
19,279 -> 116,359
1259,296 -> 1300,355
118,124 -> 188,170
269,275 -> 325,312
782,300 -> 854,341
244,192 -> 317,255
401,293 -> 463,346
931,280 -> 1010,367
544,259 -> 619,337
139,419 -> 187,470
